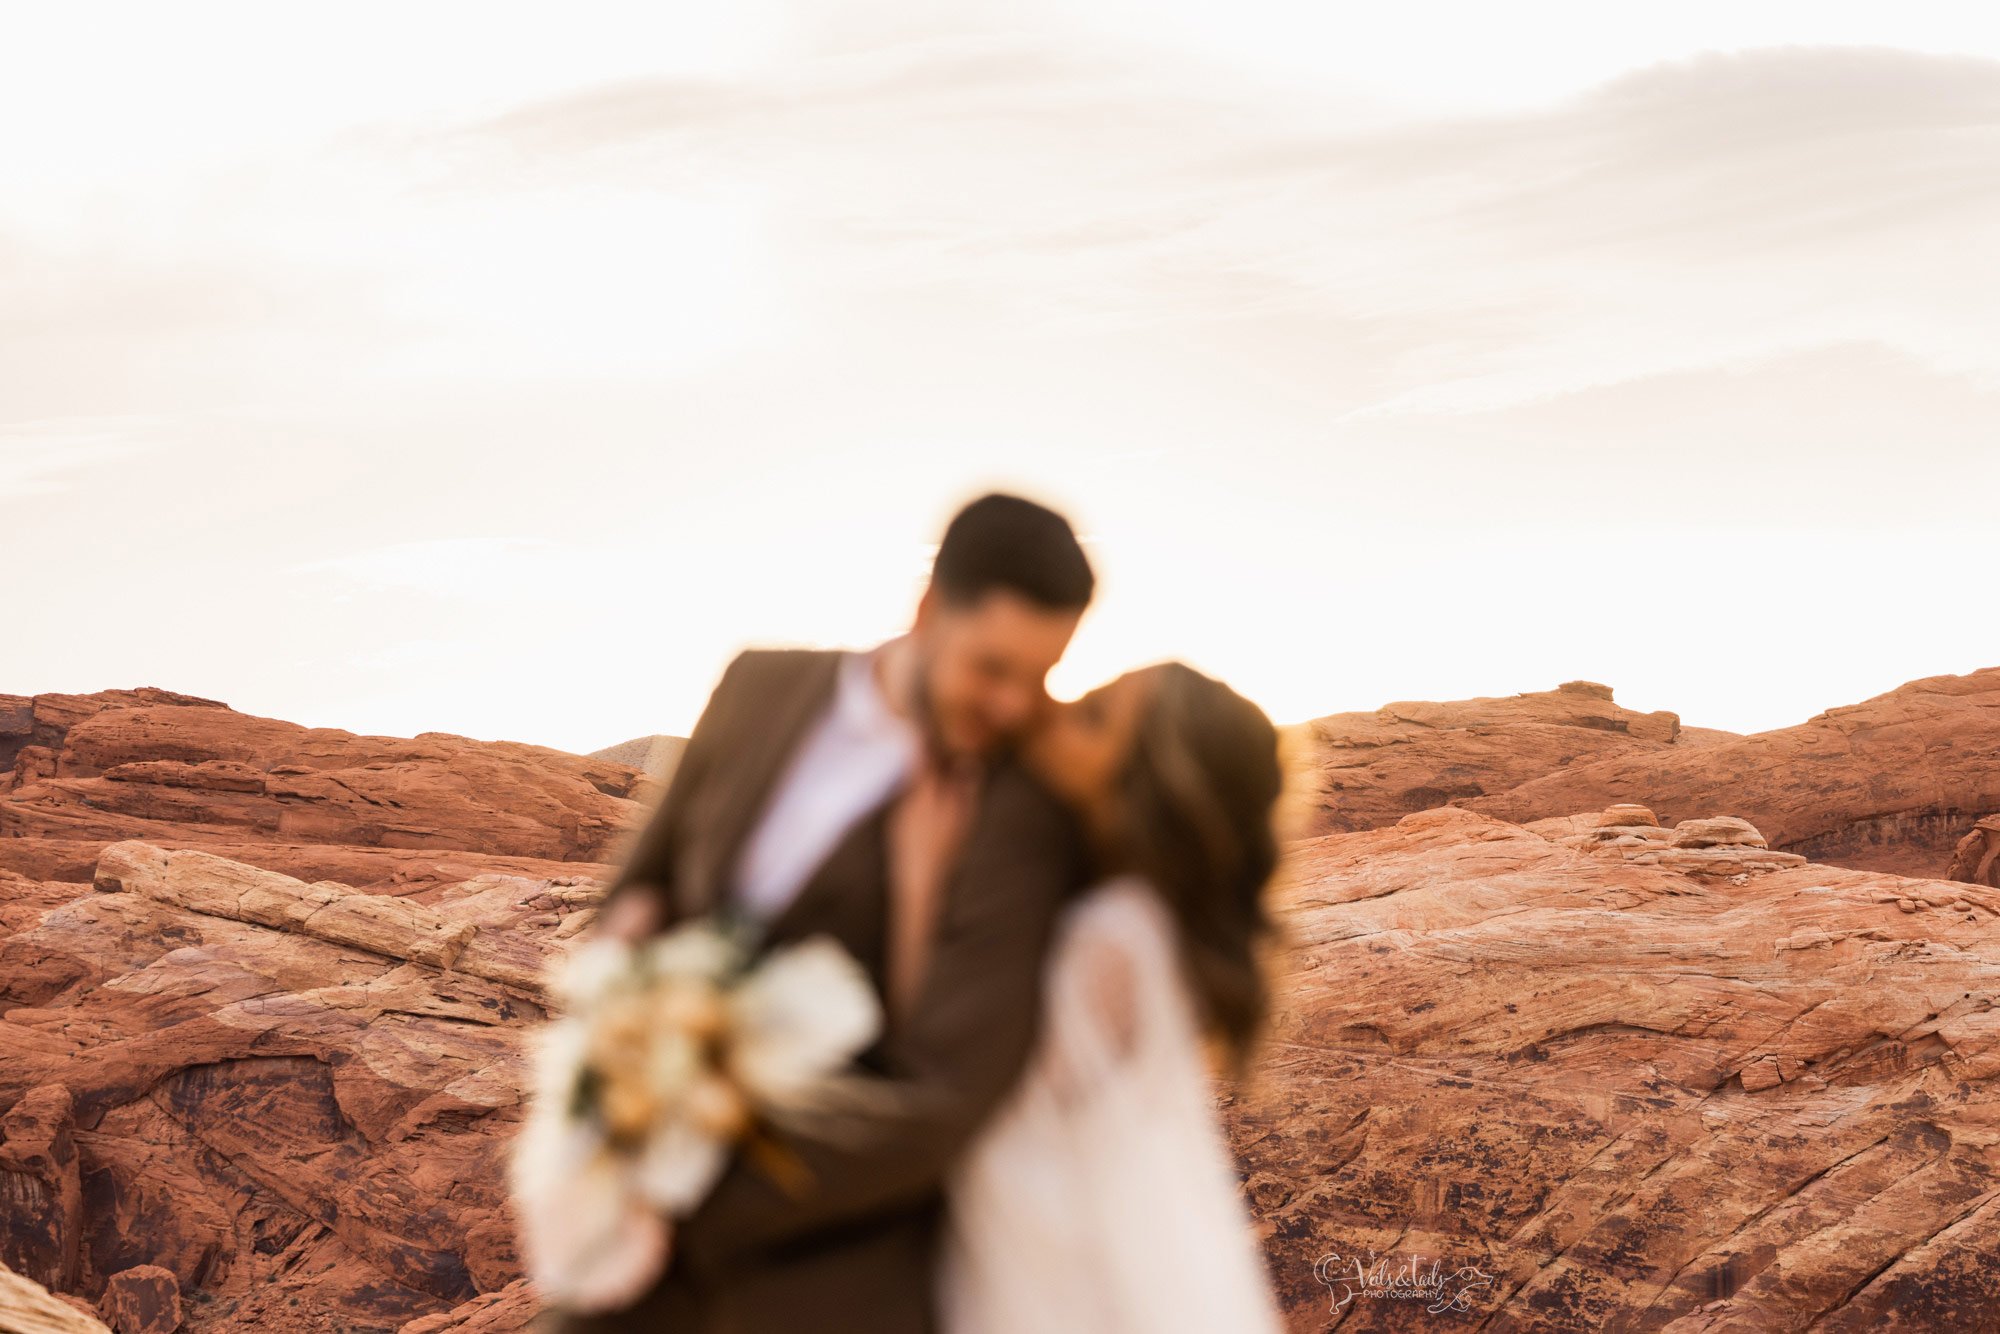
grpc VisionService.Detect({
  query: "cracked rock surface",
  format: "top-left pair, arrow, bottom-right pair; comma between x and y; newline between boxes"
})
1462,667 -> 2000,881
0,688 -> 651,890
1228,805 -> 2000,1332
0,843 -> 590,1331
1292,667 -> 2000,884
6,681 -> 1998,1331
1293,679 -> 1716,839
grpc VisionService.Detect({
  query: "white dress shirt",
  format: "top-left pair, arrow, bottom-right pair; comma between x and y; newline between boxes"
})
730,641 -> 924,921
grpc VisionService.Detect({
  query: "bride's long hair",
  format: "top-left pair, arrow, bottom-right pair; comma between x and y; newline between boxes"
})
1109,662 -> 1292,1077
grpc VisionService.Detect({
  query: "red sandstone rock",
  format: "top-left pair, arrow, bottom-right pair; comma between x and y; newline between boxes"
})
0,689 -> 654,881
587,734 -> 686,785
1460,666 -> 2000,880
0,837 -> 618,896
0,842 -> 596,1332
0,690 -> 659,1332
1227,804 -> 2000,1331
99,1266 -> 180,1334
9,674 -> 2000,1332
1293,679 -> 1723,836
395,1279 -> 539,1333
0,1084 -> 83,1294
1947,814 -> 2000,888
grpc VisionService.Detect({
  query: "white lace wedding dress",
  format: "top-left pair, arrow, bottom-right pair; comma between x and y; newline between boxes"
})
938,874 -> 1284,1334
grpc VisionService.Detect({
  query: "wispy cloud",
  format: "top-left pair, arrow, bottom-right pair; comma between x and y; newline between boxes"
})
282,537 -> 620,607
7,11 -> 1997,746
0,417 -> 166,500
430,41 -> 2000,415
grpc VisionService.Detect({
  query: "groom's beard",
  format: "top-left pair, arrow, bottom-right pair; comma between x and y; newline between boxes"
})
905,651 -> 1009,771
905,655 -> 958,768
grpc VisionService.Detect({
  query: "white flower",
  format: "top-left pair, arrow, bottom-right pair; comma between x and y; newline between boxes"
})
641,919 -> 741,980
550,919 -> 737,1010
641,1025 -> 704,1102
510,1069 -> 671,1310
549,935 -> 639,1009
634,1111 -> 732,1212
726,934 -> 883,1109
511,923 -> 886,1312
527,1015 -> 590,1095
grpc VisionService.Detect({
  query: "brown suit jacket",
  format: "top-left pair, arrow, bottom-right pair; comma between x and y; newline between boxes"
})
540,647 -> 1091,1334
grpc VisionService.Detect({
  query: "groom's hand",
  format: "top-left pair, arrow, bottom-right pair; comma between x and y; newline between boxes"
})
592,886 -> 663,944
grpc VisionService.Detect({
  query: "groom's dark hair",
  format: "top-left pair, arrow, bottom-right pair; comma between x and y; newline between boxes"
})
932,492 -> 1094,611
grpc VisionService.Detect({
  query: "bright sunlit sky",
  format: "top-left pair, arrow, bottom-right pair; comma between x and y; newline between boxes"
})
5,2 -> 1998,752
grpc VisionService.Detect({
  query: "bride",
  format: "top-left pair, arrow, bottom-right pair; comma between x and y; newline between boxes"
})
889,660 -> 1289,1334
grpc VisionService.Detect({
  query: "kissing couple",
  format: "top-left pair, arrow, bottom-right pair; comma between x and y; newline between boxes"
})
534,493 -> 1289,1333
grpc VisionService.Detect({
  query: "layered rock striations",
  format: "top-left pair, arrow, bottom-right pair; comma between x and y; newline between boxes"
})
0,689 -> 654,1330
6,678 -> 1999,1331
1462,666 -> 2000,880
1293,680 -> 1728,838
1947,814 -> 2000,890
1231,804 -> 2000,1331
0,844 -> 588,1331
0,688 -> 653,890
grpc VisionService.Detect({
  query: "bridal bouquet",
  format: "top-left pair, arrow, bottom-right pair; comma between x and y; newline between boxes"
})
510,914 -> 885,1311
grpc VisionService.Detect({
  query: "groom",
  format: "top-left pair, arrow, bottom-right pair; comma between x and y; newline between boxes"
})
546,493 -> 1097,1334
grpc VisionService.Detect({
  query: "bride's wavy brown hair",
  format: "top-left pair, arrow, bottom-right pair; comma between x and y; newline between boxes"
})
1109,662 -> 1293,1078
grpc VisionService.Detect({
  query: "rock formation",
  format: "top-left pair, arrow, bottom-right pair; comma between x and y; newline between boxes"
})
0,689 -> 646,1331
1229,804 -> 2000,1330
587,734 -> 686,785
1461,666 -> 2000,881
0,842 -> 588,1331
1947,814 -> 2000,889
0,688 -> 655,890
99,1265 -> 181,1334
6,677 -> 1999,1331
395,1280 -> 538,1333
1292,680 -> 1732,837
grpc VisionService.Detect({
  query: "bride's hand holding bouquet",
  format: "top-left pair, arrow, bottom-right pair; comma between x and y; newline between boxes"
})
509,908 -> 886,1313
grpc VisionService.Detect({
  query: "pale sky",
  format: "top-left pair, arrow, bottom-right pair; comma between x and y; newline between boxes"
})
4,3 -> 1997,753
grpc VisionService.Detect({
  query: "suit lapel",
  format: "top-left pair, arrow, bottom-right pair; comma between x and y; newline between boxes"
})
683,649 -> 844,920
754,766 -> 911,957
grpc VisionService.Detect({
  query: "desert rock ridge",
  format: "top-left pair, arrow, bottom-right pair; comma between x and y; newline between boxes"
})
2,673 -> 1997,1329
1296,666 -> 2000,883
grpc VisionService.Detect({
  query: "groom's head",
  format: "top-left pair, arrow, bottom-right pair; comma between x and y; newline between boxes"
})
910,492 -> 1093,760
